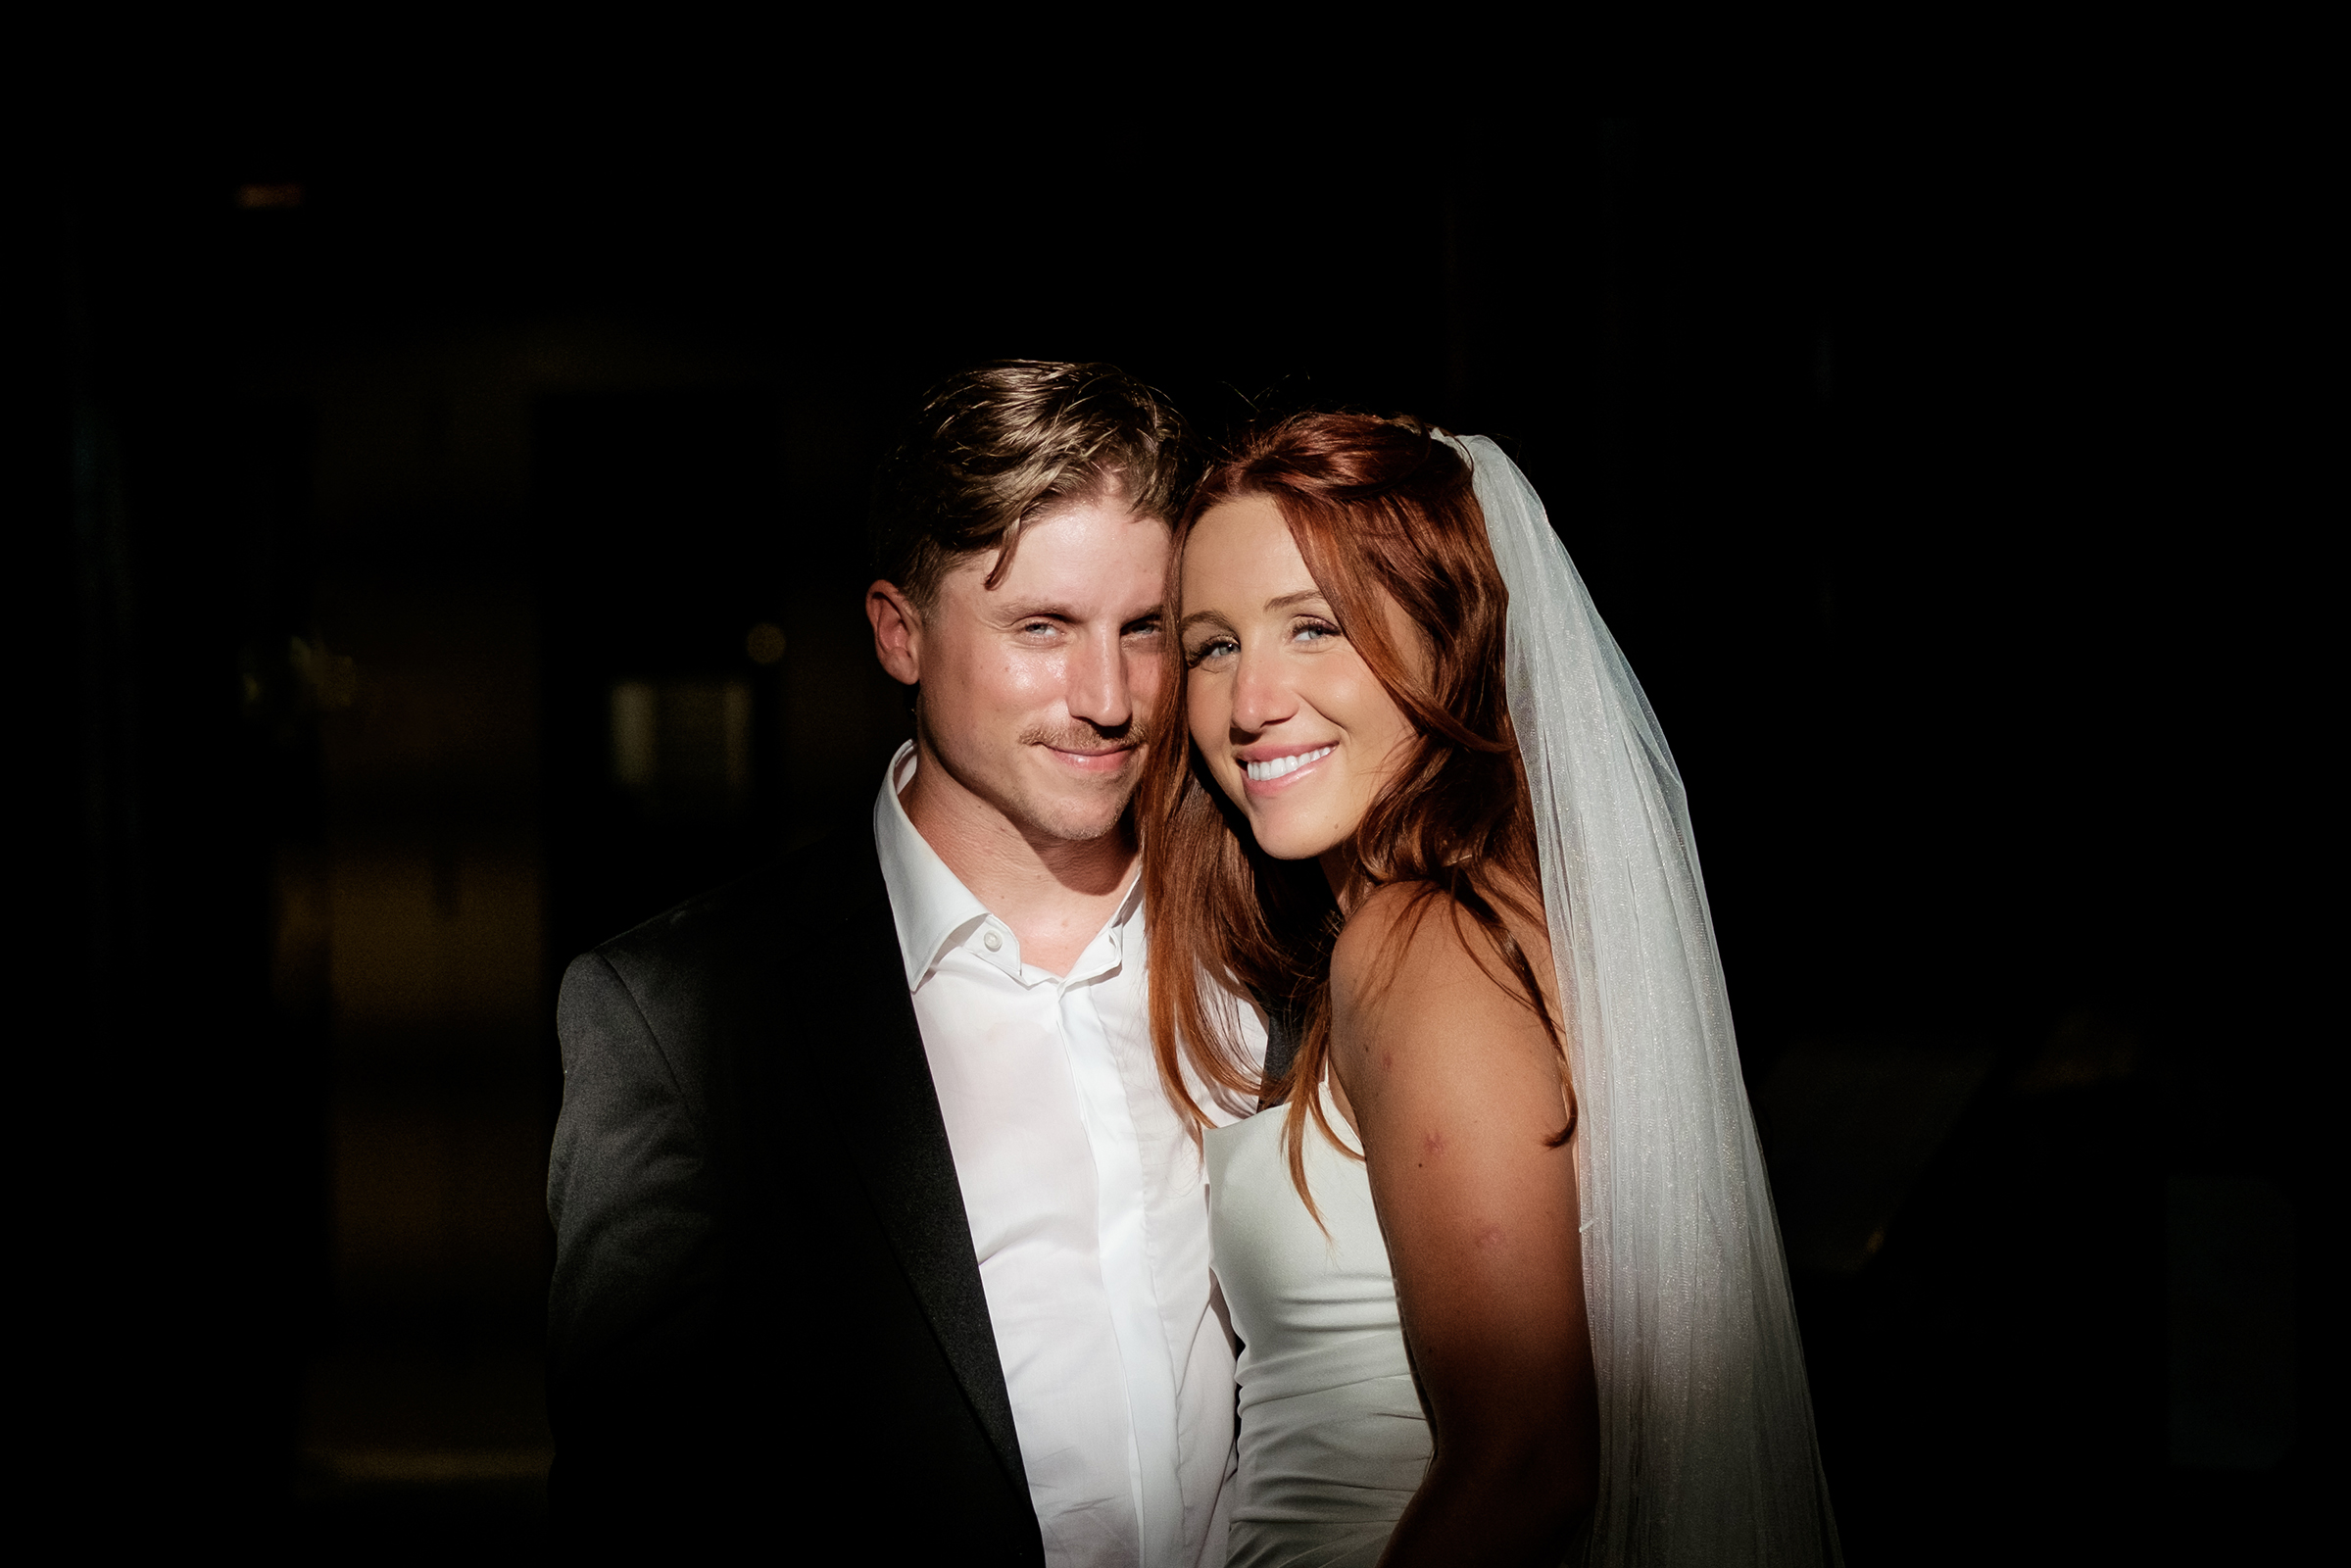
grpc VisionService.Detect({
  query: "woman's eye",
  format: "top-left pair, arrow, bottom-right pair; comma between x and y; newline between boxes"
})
1292,618 -> 1340,645
1184,636 -> 1238,667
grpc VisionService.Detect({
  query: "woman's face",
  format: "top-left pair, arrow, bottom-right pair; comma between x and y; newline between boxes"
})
1179,495 -> 1422,872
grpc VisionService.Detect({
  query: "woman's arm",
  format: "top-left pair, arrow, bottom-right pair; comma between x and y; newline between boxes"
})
1330,885 -> 1599,1568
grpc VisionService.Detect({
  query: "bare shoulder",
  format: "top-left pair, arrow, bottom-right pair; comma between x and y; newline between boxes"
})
1331,882 -> 1488,1007
1329,881 -> 1560,1093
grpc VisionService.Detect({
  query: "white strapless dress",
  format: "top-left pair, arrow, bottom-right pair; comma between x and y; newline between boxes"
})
1205,1082 -> 1432,1568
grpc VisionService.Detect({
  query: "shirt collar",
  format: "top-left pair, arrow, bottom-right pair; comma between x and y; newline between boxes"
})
870,741 -> 1144,992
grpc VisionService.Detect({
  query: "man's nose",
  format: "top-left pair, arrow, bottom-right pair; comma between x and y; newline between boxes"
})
1066,628 -> 1134,730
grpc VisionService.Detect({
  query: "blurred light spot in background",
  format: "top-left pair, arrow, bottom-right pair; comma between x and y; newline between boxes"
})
611,681 -> 657,794
236,182 -> 305,210
1757,1037 -> 1997,1275
291,636 -> 359,711
2168,1176 -> 2296,1470
610,678 -> 754,817
2011,1007 -> 2141,1095
745,621 -> 787,665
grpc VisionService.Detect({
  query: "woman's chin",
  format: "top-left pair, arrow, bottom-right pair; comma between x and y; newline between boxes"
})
1246,814 -> 1348,866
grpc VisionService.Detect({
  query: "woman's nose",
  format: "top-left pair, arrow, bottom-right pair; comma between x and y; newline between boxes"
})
1228,650 -> 1293,734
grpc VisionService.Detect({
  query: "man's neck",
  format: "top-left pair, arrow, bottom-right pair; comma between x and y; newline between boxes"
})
900,744 -> 1139,978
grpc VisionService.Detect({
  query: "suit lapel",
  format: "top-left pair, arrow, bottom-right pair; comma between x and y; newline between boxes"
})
792,830 -> 1030,1503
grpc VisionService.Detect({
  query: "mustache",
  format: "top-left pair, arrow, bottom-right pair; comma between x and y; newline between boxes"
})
1020,716 -> 1152,754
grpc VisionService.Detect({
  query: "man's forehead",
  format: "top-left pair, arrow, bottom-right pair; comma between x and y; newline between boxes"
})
1014,497 -> 1172,550
948,503 -> 1171,599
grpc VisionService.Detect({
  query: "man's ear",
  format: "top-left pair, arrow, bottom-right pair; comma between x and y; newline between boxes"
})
867,580 -> 923,687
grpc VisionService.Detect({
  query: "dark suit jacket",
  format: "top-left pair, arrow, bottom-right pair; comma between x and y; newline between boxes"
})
546,825 -> 1046,1563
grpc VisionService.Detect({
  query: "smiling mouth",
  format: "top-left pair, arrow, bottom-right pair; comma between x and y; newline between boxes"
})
1044,744 -> 1134,773
1244,746 -> 1333,783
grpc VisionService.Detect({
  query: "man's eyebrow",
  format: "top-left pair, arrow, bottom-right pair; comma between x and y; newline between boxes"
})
993,601 -> 1166,625
991,601 -> 1081,622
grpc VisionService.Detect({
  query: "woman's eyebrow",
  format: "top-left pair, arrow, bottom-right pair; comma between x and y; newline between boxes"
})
1265,590 -> 1329,613
1178,610 -> 1234,635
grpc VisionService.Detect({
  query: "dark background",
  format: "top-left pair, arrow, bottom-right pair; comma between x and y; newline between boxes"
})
28,105 -> 2325,1561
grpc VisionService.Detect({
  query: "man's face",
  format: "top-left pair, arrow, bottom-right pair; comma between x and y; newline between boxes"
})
893,498 -> 1172,845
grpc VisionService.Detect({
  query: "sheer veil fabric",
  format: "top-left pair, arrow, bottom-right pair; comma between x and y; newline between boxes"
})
1446,435 -> 1839,1565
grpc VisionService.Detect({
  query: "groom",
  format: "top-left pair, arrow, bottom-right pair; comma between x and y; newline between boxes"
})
545,362 -> 1260,1565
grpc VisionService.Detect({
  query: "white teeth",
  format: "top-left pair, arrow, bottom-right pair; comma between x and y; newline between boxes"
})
1245,746 -> 1334,783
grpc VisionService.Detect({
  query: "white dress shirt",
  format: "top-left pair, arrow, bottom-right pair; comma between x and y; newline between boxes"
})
872,742 -> 1262,1568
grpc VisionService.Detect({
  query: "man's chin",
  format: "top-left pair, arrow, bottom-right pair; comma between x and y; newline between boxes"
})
1018,766 -> 1140,846
1031,796 -> 1135,846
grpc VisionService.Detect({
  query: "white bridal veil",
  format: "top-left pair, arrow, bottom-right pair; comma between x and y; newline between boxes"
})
1445,435 -> 1840,1566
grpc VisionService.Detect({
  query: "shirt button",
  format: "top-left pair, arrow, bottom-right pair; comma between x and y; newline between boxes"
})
983,931 -> 1003,952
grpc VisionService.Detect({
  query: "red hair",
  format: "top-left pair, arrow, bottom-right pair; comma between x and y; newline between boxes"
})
1142,414 -> 1565,1216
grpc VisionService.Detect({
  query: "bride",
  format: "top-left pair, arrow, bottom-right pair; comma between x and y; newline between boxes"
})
1142,415 -> 1837,1566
